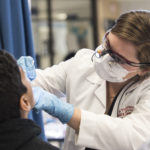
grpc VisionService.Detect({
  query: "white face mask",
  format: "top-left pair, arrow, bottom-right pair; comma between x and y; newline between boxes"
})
93,53 -> 133,83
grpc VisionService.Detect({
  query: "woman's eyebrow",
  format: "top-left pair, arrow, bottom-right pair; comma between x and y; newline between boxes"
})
107,37 -> 134,63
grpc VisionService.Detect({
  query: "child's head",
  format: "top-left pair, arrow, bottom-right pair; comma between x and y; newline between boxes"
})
0,50 -> 35,122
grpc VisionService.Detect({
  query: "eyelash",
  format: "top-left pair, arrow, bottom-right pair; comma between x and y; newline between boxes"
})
105,39 -> 132,64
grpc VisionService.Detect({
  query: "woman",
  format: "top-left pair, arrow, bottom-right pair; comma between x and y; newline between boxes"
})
18,10 -> 150,150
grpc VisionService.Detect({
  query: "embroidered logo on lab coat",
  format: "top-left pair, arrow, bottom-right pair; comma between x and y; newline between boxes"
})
118,106 -> 134,118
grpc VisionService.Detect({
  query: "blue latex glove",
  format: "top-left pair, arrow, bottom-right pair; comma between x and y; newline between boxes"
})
32,87 -> 74,124
17,56 -> 36,81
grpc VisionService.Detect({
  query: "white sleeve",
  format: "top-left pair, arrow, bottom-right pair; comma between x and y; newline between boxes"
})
31,58 -> 72,98
32,48 -> 93,98
75,94 -> 150,150
138,139 -> 150,150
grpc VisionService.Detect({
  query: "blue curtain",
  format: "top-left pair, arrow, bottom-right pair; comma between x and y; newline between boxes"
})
0,0 -> 46,141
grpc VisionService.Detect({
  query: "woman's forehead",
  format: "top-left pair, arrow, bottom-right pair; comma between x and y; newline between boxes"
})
107,32 -> 139,63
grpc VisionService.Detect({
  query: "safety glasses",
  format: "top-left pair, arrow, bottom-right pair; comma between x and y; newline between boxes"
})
92,31 -> 150,67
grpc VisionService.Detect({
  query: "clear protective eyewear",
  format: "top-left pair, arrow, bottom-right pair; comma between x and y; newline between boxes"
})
92,32 -> 150,67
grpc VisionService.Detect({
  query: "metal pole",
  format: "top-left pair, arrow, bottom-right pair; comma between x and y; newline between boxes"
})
47,0 -> 54,65
91,0 -> 99,48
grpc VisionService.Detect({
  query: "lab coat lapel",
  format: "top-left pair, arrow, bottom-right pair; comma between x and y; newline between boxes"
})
111,78 -> 140,117
94,81 -> 106,107
86,72 -> 106,107
125,80 -> 139,95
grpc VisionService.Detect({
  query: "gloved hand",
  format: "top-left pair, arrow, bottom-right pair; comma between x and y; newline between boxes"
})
17,56 -> 36,81
32,87 -> 74,124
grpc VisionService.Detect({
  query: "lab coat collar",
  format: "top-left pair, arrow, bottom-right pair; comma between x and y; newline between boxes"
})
86,72 -> 106,107
94,81 -> 106,107
86,71 -> 103,85
124,78 -> 140,95
86,73 -> 140,108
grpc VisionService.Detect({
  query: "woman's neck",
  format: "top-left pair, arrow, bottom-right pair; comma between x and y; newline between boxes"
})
107,81 -> 128,94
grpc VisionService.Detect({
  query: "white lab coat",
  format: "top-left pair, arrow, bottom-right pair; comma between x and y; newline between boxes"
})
138,138 -> 150,150
32,49 -> 150,150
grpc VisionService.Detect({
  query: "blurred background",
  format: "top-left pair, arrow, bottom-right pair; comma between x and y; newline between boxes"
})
30,0 -> 150,148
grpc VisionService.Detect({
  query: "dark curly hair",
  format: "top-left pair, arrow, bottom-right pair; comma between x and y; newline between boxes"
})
0,50 -> 27,123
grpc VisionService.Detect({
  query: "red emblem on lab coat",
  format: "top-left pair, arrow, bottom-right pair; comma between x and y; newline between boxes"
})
118,106 -> 134,118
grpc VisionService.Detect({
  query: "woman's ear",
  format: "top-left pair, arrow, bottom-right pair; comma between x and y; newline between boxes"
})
138,68 -> 150,76
20,95 -> 31,112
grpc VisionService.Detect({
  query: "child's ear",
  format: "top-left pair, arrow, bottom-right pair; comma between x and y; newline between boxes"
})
20,95 -> 31,112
